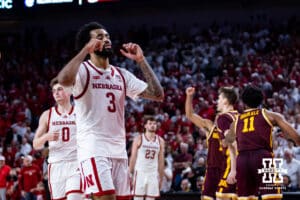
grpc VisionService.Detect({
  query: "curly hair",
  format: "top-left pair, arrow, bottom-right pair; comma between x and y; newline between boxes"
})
241,85 -> 264,108
75,22 -> 106,51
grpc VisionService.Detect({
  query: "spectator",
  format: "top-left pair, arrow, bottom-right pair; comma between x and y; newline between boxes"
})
179,178 -> 191,192
282,175 -> 295,192
6,168 -> 21,200
19,155 -> 42,200
173,142 -> 193,191
0,155 -> 11,200
282,149 -> 300,190
193,156 -> 206,178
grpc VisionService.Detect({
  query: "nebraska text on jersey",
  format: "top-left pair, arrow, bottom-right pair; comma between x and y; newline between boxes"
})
142,145 -> 159,150
52,121 -> 76,126
92,83 -> 122,90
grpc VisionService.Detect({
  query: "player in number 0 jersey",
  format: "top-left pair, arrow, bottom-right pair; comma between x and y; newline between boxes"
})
33,78 -> 83,200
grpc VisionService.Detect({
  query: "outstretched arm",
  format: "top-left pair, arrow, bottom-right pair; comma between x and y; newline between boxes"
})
33,110 -> 59,150
58,38 -> 103,86
185,87 -> 213,132
120,43 -> 164,102
267,110 -> 300,146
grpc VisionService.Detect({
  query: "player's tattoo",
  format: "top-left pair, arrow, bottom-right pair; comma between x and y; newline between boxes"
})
138,58 -> 164,101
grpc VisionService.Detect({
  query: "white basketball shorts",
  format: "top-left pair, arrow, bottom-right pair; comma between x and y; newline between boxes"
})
48,160 -> 83,199
80,157 -> 132,200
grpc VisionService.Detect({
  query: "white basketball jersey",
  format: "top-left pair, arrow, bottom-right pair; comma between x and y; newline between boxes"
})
135,134 -> 160,172
73,60 -> 147,162
47,106 -> 77,163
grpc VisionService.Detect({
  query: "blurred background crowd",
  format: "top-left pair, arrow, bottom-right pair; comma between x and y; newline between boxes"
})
0,0 -> 300,199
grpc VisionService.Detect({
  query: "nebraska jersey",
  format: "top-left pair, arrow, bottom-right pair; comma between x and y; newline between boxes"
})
73,60 -> 147,162
47,106 -> 77,163
235,108 -> 273,152
135,134 -> 160,172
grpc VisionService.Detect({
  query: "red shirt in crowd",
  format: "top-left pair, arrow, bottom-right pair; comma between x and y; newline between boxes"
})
19,164 -> 41,192
0,164 -> 11,188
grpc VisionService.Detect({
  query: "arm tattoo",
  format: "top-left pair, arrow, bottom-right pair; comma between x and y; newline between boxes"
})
138,58 -> 164,101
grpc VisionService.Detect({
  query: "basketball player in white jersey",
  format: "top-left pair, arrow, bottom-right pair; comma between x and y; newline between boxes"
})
129,117 -> 165,200
57,22 -> 164,200
33,78 -> 83,200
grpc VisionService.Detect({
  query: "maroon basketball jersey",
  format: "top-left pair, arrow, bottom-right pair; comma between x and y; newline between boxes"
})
206,126 -> 225,168
235,108 -> 273,152
216,111 -> 239,139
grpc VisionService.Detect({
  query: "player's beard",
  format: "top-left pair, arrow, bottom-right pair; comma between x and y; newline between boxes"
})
94,47 -> 113,58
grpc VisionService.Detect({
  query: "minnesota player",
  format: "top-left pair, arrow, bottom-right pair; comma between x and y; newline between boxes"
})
185,86 -> 238,200
129,117 -> 165,200
225,85 -> 300,200
33,78 -> 83,200
215,87 -> 239,200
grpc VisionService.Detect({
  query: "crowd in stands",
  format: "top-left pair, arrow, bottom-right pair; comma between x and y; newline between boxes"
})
0,15 -> 300,199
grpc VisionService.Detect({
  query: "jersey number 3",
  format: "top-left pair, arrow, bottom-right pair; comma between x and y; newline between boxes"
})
106,92 -> 116,112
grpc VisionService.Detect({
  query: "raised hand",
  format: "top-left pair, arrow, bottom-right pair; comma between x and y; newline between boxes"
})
120,43 -> 144,62
85,38 -> 104,54
185,87 -> 195,96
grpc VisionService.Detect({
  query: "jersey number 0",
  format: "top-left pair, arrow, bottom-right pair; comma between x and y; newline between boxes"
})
62,127 -> 70,142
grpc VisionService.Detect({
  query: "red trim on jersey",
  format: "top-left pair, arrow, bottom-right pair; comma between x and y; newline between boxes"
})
74,63 -> 90,99
68,106 -> 74,115
116,195 -> 133,200
91,158 -> 103,192
92,190 -> 115,197
158,135 -> 161,145
66,190 -> 83,196
48,164 -> 53,199
87,60 -> 103,75
111,66 -> 115,77
51,197 -> 67,200
137,134 -> 142,149
144,134 -> 156,142
55,106 -> 61,116
79,170 -> 83,192
54,106 -> 73,116
114,66 -> 126,96
80,162 -> 86,191
47,107 -> 52,132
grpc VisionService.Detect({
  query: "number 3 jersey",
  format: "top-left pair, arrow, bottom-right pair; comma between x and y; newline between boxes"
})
47,106 -> 77,163
73,60 -> 147,162
135,134 -> 160,172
